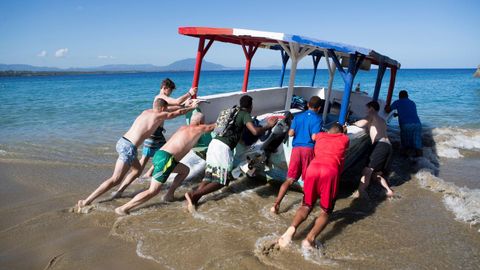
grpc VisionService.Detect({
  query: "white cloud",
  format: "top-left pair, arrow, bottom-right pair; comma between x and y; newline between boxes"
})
37,50 -> 47,57
98,55 -> 116,59
55,48 -> 69,58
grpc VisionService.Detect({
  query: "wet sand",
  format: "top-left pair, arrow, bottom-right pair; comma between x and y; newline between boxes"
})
1,152 -> 479,269
0,160 -> 159,270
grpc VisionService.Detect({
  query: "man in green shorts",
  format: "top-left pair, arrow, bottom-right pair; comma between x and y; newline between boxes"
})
112,78 -> 198,198
114,115 -> 215,215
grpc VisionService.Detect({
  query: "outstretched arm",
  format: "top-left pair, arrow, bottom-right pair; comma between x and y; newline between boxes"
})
246,117 -> 278,136
352,119 -> 368,128
199,123 -> 216,133
155,87 -> 198,105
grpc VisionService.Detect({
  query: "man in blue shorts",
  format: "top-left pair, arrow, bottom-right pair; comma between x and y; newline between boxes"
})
77,98 -> 196,211
385,90 -> 423,157
112,78 -> 198,198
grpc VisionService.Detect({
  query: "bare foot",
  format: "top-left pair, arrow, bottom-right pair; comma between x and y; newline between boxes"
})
386,189 -> 394,198
77,200 -> 87,213
301,239 -> 315,251
351,190 -> 360,199
278,226 -> 295,248
185,192 -> 196,213
270,203 -> 279,214
115,207 -> 128,216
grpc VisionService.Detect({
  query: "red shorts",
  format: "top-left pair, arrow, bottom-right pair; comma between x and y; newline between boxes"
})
302,160 -> 340,214
287,147 -> 314,180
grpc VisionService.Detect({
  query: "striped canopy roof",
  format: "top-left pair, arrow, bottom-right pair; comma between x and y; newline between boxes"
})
179,27 -> 400,68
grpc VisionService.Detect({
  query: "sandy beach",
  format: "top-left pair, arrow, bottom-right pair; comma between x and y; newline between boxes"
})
1,146 -> 479,269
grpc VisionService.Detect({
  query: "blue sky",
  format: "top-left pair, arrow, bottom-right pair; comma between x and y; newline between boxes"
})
0,0 -> 479,68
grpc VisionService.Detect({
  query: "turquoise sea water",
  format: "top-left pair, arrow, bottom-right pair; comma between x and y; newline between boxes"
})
0,69 -> 479,164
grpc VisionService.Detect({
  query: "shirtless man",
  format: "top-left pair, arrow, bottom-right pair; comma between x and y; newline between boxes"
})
352,101 -> 394,198
278,123 -> 349,250
76,98 -> 196,210
114,116 -> 216,215
112,78 -> 197,198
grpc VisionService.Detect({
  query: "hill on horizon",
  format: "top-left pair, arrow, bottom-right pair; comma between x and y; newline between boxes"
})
0,58 -> 231,72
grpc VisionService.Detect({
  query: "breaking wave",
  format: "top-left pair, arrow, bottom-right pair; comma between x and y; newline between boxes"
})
414,127 -> 480,231
432,127 -> 480,158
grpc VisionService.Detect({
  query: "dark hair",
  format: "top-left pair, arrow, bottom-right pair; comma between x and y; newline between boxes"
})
239,95 -> 253,109
399,90 -> 408,99
161,78 -> 176,90
330,122 -> 344,133
154,98 -> 168,109
308,96 -> 322,109
366,101 -> 380,112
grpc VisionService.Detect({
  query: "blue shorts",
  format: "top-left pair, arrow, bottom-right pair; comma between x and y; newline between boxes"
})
116,137 -> 137,165
142,137 -> 166,158
400,123 -> 422,150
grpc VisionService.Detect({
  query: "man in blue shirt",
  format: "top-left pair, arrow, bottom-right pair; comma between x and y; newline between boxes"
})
385,90 -> 422,157
271,96 -> 323,214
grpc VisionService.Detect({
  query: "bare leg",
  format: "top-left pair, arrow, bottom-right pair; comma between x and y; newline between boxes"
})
271,178 -> 295,214
164,163 -> 190,202
113,155 -> 150,197
354,167 -> 373,198
185,181 -> 223,212
302,209 -> 330,249
373,173 -> 394,197
278,205 -> 312,247
115,178 -> 163,215
143,164 -> 155,178
78,158 -> 138,209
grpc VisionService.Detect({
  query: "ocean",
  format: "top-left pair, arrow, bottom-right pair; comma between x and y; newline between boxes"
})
1,69 -> 479,269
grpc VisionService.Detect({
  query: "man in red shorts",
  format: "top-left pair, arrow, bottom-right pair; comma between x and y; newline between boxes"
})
271,96 -> 323,214
278,123 -> 349,250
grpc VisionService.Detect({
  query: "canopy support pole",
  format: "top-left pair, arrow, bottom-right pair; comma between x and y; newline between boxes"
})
328,49 -> 365,124
241,41 -> 260,92
386,66 -> 397,106
322,50 -> 336,123
311,55 -> 322,87
192,37 -> 214,97
372,59 -> 387,101
279,41 -> 316,110
279,50 -> 290,87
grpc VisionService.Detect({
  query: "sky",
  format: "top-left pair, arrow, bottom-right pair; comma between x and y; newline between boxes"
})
0,0 -> 479,69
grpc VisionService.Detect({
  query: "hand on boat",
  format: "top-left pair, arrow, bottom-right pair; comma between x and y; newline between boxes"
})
184,98 -> 199,108
266,117 -> 278,129
188,87 -> 198,97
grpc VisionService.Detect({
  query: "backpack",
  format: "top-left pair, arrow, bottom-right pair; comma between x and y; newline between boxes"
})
291,95 -> 308,110
213,105 -> 240,137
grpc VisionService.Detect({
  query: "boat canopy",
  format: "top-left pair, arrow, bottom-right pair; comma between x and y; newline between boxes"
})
179,26 -> 401,124
179,27 -> 400,68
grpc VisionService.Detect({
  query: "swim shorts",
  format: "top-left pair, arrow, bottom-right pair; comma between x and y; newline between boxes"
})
400,123 -> 422,150
368,141 -> 392,173
142,127 -> 167,157
302,160 -> 340,214
152,150 -> 178,183
287,146 -> 314,181
204,139 -> 233,186
116,137 -> 138,166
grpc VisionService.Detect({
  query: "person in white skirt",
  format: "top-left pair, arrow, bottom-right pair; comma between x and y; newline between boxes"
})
185,95 -> 277,212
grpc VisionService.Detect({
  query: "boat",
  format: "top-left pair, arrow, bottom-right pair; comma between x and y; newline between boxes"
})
178,26 -> 401,187
474,65 -> 480,78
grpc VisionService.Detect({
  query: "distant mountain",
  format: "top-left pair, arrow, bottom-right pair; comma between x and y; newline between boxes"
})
0,64 -> 63,72
0,58 -> 229,73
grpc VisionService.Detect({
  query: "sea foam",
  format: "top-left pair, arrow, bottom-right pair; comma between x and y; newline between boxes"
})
432,127 -> 480,158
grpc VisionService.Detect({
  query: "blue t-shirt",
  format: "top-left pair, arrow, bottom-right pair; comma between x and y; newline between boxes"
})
291,109 -> 323,148
390,98 -> 421,125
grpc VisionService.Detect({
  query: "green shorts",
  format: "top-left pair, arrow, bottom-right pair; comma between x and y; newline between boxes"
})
152,150 -> 178,183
